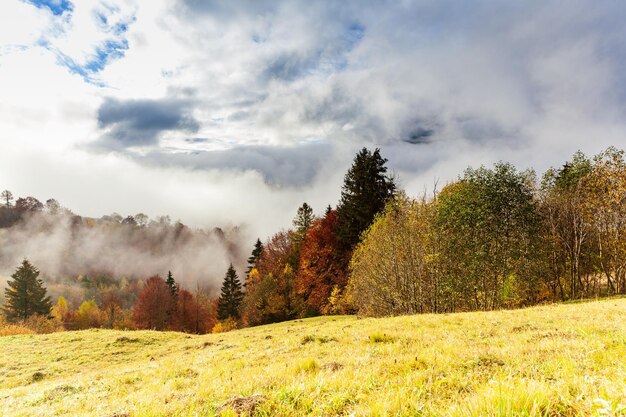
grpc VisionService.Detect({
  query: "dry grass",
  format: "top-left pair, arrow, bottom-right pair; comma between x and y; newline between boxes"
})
1,298 -> 625,416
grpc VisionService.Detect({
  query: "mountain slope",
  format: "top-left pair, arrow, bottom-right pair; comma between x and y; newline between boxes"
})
1,298 -> 625,416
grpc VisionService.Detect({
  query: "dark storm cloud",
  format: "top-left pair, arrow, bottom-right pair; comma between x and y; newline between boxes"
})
137,142 -> 333,187
95,97 -> 200,148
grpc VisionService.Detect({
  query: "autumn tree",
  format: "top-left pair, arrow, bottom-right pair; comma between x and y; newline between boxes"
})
2,260 -> 52,322
45,198 -> 61,214
175,289 -> 200,333
348,193 -> 436,316
540,151 -> 594,300
295,209 -> 345,315
241,272 -> 287,326
217,264 -> 244,320
134,213 -> 149,227
101,292 -> 124,329
581,147 -> 626,295
74,300 -> 102,329
51,296 -> 69,324
242,231 -> 300,323
132,275 -> 174,330
15,196 -> 43,212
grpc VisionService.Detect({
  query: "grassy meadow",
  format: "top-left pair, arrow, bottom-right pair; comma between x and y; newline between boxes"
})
1,298 -> 625,416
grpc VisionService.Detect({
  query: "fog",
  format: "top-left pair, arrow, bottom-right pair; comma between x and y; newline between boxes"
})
0,209 -> 247,294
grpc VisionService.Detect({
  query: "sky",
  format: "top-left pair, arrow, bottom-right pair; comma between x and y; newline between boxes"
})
1,0 -> 626,240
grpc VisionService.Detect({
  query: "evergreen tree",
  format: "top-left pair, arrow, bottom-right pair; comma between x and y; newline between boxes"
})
293,202 -> 315,237
165,270 -> 178,298
217,264 -> 244,320
245,239 -> 264,278
2,260 -> 52,322
335,148 -> 396,252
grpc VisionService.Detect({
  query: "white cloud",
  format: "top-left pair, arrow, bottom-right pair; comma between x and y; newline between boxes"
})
1,0 -> 626,247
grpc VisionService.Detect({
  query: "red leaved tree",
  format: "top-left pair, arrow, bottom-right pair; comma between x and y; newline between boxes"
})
295,209 -> 347,314
132,275 -> 174,330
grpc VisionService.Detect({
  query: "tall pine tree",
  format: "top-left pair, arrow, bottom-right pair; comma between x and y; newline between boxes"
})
245,239 -> 264,279
217,264 -> 244,320
293,202 -> 315,237
3,259 -> 52,322
165,270 -> 178,298
335,148 -> 396,252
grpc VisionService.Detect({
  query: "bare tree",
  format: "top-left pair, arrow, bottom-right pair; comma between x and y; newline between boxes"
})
1,190 -> 13,207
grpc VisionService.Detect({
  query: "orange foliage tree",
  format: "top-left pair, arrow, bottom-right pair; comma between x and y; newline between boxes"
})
242,231 -> 299,325
295,209 -> 347,315
132,275 -> 174,330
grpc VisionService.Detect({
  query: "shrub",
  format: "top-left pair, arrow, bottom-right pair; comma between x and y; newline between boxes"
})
369,332 -> 396,343
212,317 -> 239,333
295,358 -> 319,373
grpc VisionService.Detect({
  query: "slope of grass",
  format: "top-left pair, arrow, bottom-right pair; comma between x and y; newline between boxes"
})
1,298 -> 625,416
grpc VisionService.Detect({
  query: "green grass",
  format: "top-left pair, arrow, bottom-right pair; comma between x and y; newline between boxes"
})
1,299 -> 626,416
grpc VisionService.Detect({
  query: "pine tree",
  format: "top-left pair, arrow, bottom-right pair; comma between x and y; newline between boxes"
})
245,239 -> 264,279
2,260 -> 52,322
335,148 -> 396,252
293,202 -> 315,237
217,264 -> 244,320
165,270 -> 178,298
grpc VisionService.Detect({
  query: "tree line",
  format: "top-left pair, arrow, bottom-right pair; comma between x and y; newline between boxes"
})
2,146 -> 626,334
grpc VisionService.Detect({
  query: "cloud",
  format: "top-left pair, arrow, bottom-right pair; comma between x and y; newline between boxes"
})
137,142 -> 334,187
2,0 -> 626,249
94,97 -> 200,148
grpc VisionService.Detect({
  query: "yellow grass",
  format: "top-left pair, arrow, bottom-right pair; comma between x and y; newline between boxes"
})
1,298 -> 625,416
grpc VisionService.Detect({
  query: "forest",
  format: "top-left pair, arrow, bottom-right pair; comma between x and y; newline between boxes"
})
2,146 -> 626,335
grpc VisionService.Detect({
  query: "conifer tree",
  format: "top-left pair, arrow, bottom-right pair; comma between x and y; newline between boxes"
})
245,239 -> 264,279
165,270 -> 178,298
335,148 -> 396,252
2,260 -> 52,322
293,202 -> 315,237
217,264 -> 244,320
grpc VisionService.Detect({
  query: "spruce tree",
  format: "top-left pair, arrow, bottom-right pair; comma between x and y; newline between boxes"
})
335,147 -> 396,252
165,270 -> 178,298
293,202 -> 314,237
245,239 -> 264,278
3,259 -> 52,322
217,264 -> 244,320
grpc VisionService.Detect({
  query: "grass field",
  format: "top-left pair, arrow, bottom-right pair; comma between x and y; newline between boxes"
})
1,298 -> 625,416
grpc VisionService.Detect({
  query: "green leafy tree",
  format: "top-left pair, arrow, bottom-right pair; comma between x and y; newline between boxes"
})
2,260 -> 52,322
336,148 -> 396,253
434,163 -> 540,311
217,264 -> 244,320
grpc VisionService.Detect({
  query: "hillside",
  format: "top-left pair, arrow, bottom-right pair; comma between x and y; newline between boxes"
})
1,299 -> 625,416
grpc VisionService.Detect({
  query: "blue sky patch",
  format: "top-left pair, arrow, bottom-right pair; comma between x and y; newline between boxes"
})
26,0 -> 73,16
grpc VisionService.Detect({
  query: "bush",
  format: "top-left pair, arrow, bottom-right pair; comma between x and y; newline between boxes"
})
0,323 -> 34,336
295,358 -> 319,373
212,317 -> 239,333
369,332 -> 396,343
31,315 -> 63,333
